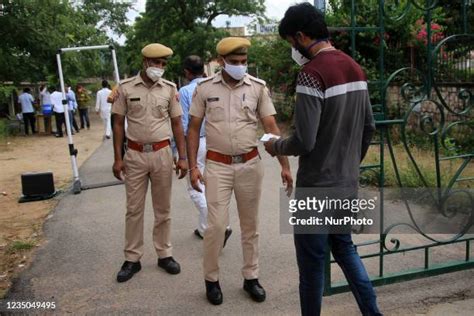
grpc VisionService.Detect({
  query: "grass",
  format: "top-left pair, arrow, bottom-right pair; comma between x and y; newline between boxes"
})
362,144 -> 473,188
7,240 -> 36,253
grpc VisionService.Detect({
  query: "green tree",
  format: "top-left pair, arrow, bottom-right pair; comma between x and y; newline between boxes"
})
0,0 -> 131,84
124,0 -> 266,81
246,34 -> 300,121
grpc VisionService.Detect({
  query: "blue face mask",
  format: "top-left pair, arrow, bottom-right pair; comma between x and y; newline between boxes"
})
224,61 -> 247,80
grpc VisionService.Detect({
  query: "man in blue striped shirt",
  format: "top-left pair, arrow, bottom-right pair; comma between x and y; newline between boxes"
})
179,55 -> 232,245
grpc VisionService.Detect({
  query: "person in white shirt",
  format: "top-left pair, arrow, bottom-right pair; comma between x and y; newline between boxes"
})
40,85 -> 53,134
18,87 -> 36,135
96,80 -> 112,139
67,85 -> 80,134
50,86 -> 67,137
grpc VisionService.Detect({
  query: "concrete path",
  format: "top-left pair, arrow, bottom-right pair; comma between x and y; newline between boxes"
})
5,141 -> 474,315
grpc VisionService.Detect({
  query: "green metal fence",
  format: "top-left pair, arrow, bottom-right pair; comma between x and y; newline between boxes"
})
324,0 -> 474,295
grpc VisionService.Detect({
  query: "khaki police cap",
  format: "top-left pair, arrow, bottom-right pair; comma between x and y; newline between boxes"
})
141,43 -> 173,59
216,37 -> 251,56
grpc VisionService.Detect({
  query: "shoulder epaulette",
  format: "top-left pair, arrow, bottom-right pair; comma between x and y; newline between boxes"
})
119,76 -> 135,85
162,78 -> 177,87
248,75 -> 266,86
197,76 -> 215,86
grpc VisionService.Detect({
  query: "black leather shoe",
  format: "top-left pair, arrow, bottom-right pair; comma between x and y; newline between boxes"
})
205,280 -> 223,305
158,257 -> 181,274
116,261 -> 141,283
223,228 -> 232,248
243,279 -> 266,302
194,229 -> 204,239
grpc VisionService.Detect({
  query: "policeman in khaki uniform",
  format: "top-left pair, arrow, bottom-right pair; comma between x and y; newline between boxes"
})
112,43 -> 188,283
187,37 -> 293,305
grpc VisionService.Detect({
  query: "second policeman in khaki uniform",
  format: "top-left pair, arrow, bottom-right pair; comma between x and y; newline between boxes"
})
187,37 -> 293,305
112,43 -> 188,283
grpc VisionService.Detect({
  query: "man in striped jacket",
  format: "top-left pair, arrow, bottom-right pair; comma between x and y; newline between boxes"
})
264,3 -> 381,316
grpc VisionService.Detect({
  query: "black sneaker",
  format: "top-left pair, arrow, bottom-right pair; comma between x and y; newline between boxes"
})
116,261 -> 141,283
157,256 -> 181,275
223,228 -> 232,248
205,280 -> 223,305
194,229 -> 204,239
243,279 -> 266,302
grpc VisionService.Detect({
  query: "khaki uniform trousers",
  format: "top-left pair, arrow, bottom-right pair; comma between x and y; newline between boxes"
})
123,146 -> 174,262
203,155 -> 264,282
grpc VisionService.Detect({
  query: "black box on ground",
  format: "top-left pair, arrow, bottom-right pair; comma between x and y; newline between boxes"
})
19,172 -> 57,203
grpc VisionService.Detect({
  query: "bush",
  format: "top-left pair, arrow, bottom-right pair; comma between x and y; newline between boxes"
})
273,94 -> 295,122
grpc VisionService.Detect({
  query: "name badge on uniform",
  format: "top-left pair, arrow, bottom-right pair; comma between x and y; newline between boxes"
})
207,97 -> 219,102
130,97 -> 140,101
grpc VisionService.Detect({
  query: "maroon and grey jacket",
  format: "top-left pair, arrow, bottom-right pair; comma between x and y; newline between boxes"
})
273,49 -> 375,188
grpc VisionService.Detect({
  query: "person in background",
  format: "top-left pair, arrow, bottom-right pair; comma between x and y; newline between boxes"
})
50,86 -> 66,137
18,87 -> 36,135
39,85 -> 53,134
76,84 -> 91,130
96,80 -> 112,139
66,84 -> 80,134
178,55 -> 232,242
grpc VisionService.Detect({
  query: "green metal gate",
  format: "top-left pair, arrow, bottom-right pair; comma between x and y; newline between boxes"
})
324,0 -> 474,295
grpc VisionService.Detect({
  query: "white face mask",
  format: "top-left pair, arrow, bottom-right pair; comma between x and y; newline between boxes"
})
224,62 -> 247,80
146,67 -> 165,82
291,47 -> 310,66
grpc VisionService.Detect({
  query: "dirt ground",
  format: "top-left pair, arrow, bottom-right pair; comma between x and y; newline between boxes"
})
0,114 -> 107,297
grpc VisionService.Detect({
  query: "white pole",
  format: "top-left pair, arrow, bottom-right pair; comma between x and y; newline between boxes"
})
60,45 -> 110,53
56,53 -> 81,194
56,44 -> 121,193
110,47 -> 120,84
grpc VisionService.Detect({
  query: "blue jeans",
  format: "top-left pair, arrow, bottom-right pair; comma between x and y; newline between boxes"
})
294,233 -> 382,316
78,108 -> 90,128
68,110 -> 79,132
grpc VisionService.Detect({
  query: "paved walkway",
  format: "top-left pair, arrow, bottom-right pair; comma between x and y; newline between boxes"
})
5,141 -> 474,314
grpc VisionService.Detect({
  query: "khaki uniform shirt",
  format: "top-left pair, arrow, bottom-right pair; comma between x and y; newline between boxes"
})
190,72 -> 276,155
112,73 -> 182,143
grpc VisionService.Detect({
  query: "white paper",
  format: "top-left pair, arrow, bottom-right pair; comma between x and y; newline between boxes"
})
260,133 -> 281,142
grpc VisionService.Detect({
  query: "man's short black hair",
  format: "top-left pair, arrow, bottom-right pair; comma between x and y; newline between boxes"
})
183,55 -> 204,76
23,87 -> 31,93
102,80 -> 108,88
278,3 -> 329,40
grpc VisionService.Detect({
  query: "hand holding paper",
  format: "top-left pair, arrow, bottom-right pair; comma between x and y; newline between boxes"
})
260,133 -> 281,142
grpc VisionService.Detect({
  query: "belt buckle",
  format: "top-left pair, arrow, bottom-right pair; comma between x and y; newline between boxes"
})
231,155 -> 243,164
143,143 -> 153,153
